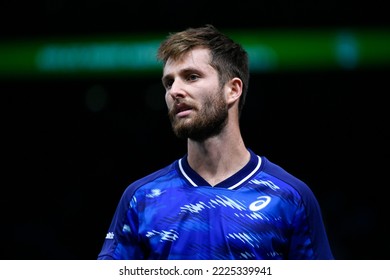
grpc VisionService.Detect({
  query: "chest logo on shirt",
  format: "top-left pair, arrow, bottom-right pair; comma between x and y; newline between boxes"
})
146,188 -> 165,198
249,196 -> 271,211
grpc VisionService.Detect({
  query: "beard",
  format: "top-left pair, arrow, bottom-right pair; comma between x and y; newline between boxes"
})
168,88 -> 228,142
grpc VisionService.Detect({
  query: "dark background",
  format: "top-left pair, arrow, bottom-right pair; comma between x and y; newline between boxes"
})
1,1 -> 389,260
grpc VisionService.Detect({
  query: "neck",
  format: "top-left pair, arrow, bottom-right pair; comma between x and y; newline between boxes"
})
186,129 -> 250,186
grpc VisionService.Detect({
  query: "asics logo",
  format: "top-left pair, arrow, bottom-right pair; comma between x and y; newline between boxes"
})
249,196 -> 271,211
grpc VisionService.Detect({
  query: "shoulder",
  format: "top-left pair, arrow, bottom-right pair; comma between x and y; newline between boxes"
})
260,156 -> 318,203
120,160 -> 178,200
261,157 -> 307,188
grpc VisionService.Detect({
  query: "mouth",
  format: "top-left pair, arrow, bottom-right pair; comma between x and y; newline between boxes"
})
174,102 -> 193,117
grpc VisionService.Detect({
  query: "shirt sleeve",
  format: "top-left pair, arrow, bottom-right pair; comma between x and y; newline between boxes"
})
97,186 -> 145,260
287,183 -> 334,259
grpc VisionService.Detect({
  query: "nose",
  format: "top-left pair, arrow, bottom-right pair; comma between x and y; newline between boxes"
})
168,79 -> 186,100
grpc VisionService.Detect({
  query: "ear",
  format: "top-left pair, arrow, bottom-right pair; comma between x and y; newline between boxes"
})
226,77 -> 243,105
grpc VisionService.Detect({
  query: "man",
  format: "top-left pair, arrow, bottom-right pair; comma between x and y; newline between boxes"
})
97,24 -> 334,259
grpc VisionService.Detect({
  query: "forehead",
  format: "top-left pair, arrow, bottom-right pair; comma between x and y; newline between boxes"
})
163,47 -> 212,75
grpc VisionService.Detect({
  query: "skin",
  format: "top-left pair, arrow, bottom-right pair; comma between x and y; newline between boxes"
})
162,47 -> 258,186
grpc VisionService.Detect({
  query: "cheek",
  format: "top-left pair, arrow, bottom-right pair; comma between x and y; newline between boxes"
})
165,94 -> 173,109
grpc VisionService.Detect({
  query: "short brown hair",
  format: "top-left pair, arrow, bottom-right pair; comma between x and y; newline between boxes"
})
157,24 -> 249,115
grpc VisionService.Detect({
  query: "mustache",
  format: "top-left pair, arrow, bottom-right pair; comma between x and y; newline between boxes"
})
171,99 -> 195,114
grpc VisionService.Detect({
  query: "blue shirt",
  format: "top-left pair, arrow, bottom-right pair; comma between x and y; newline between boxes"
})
98,149 -> 333,259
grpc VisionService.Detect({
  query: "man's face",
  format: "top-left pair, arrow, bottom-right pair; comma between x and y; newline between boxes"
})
162,48 -> 228,141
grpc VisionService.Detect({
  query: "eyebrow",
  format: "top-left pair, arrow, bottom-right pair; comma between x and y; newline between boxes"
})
162,67 -> 203,83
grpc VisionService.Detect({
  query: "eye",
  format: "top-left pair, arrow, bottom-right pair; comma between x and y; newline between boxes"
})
187,74 -> 199,82
163,79 -> 173,90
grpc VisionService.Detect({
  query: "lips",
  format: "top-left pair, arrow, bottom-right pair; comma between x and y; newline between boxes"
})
174,102 -> 193,115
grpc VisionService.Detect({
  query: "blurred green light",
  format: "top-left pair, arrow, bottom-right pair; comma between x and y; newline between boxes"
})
0,28 -> 389,79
